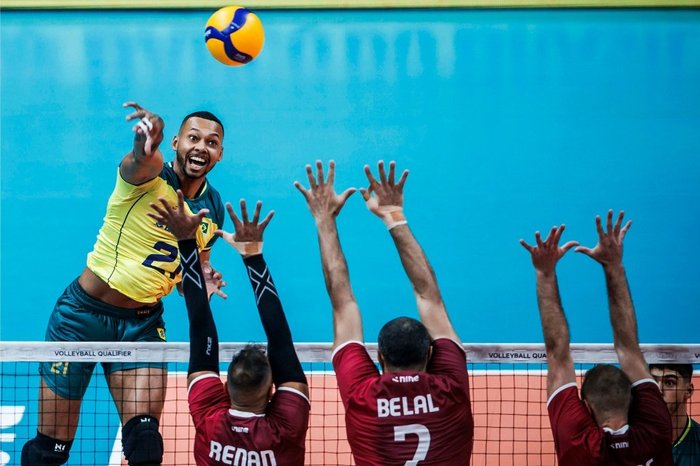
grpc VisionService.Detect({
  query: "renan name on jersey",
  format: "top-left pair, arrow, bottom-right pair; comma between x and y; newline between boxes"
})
377,394 -> 440,418
209,440 -> 277,465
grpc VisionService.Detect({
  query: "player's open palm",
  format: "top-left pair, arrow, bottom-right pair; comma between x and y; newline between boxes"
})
360,161 -> 408,216
295,160 -> 356,220
576,210 -> 631,266
520,225 -> 578,274
148,189 -> 209,241
215,199 -> 274,245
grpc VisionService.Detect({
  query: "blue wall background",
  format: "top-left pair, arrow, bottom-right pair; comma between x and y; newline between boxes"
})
2,9 -> 699,346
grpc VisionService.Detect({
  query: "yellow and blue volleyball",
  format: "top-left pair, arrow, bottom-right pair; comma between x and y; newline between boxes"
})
205,6 -> 264,66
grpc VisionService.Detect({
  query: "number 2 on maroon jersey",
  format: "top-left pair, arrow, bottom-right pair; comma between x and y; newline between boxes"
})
394,424 -> 431,465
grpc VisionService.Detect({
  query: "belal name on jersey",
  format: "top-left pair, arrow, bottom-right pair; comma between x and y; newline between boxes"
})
209,440 -> 276,465
377,394 -> 440,418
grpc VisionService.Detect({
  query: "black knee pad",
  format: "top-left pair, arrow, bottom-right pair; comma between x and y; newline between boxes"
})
21,431 -> 72,466
122,415 -> 163,466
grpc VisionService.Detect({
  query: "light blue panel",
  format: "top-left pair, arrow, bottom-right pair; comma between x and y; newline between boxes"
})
1,9 -> 699,349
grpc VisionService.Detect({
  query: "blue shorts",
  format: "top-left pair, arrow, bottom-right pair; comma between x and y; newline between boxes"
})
40,278 -> 167,400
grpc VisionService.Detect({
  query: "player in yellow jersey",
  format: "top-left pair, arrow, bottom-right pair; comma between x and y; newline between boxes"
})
22,102 -> 227,466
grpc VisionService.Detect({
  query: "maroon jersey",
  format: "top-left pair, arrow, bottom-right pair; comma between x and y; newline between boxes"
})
188,374 -> 310,466
547,379 -> 673,466
332,338 -> 473,465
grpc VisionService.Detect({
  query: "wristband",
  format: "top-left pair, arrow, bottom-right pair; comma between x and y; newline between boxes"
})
377,206 -> 407,230
230,241 -> 263,256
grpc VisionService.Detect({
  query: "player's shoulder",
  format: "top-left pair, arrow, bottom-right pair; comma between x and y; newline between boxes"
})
274,386 -> 311,405
690,417 -> 700,439
159,162 -> 178,185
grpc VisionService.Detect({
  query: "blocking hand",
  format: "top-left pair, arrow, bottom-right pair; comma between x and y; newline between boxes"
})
147,190 -> 209,241
214,200 -> 274,256
294,160 -> 356,221
520,225 -> 579,274
575,210 -> 631,267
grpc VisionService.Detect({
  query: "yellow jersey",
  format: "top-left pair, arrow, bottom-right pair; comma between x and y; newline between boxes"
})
87,163 -> 224,303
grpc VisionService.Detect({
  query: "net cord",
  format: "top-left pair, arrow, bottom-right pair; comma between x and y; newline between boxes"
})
1,341 -> 698,364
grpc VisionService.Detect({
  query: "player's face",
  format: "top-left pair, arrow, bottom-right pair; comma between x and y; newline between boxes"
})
172,117 -> 224,179
651,367 -> 693,415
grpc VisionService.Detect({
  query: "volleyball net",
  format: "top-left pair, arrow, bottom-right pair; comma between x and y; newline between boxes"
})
1,342 -> 698,466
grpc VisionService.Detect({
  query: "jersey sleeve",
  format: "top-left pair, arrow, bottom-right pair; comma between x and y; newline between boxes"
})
427,338 -> 469,386
266,387 -> 311,443
113,166 -> 162,198
628,379 -> 674,445
203,191 -> 225,250
332,342 -> 379,404
547,383 -> 600,465
188,374 -> 230,430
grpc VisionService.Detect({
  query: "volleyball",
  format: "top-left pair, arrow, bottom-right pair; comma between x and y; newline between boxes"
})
204,6 -> 265,66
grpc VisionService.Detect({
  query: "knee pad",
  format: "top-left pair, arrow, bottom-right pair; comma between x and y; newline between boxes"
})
21,432 -> 72,466
122,415 -> 163,466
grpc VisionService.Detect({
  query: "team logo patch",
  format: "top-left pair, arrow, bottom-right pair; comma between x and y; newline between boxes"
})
157,328 -> 166,341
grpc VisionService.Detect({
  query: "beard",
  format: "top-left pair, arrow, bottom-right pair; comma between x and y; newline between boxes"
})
176,149 -> 210,180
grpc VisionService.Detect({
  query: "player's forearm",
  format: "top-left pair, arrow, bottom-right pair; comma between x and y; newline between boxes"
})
389,225 -> 443,305
316,218 -> 358,310
603,263 -> 641,354
243,254 -> 306,386
535,271 -> 572,360
179,239 -> 220,374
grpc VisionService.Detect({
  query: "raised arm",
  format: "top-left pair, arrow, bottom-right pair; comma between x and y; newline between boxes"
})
576,210 -> 648,383
295,161 -> 360,350
147,190 -> 219,386
120,101 -> 165,185
215,200 -> 308,396
361,161 -> 459,343
520,225 -> 579,396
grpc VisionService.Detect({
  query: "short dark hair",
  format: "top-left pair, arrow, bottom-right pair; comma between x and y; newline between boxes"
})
180,111 -> 224,135
649,363 -> 694,382
377,317 -> 431,370
581,364 -> 632,419
227,345 -> 271,396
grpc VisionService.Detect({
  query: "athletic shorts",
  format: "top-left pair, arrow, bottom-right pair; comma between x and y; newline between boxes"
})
40,278 -> 167,400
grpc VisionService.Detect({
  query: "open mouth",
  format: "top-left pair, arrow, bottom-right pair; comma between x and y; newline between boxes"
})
187,154 -> 208,169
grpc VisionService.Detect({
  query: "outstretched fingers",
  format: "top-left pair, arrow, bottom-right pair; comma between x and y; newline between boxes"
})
305,164 -> 317,190
594,214 -> 605,238
535,231 -> 544,248
378,160 -> 388,184
387,161 -> 396,185
359,186 -> 373,201
543,226 -> 558,245
294,181 -> 311,201
364,164 -> 379,189
620,220 -> 632,241
148,198 -> 170,219
193,208 -> 210,223
552,225 -> 565,244
226,202 -> 243,230
519,239 -> 534,253
561,240 -> 580,253
338,187 -> 357,207
176,189 -> 186,212
123,101 -> 144,121
251,200 -> 262,224
315,160 -> 325,186
396,169 -> 409,189
327,160 -> 336,186
259,210 -> 275,231
606,209 -> 615,235
239,199 -> 250,223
